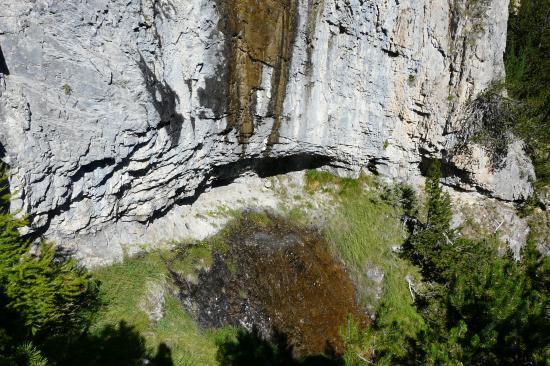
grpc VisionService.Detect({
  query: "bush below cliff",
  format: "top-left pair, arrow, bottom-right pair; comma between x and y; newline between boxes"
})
505,0 -> 550,185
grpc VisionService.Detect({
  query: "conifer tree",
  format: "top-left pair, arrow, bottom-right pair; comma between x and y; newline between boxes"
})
0,168 -> 99,364
424,160 -> 452,234
405,160 -> 455,282
399,161 -> 550,365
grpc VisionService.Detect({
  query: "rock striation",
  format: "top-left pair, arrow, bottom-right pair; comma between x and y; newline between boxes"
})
0,0 -> 534,254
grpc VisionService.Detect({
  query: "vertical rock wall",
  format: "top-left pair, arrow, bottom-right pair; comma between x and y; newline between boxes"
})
0,0 -> 534,256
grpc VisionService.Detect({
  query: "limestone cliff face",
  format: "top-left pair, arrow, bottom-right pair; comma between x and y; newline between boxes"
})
0,0 -> 534,248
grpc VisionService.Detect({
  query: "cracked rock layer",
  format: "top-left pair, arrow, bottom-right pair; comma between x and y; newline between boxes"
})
0,0 -> 534,255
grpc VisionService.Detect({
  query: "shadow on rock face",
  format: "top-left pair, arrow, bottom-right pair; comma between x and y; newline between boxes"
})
169,212 -> 369,358
0,45 -> 9,75
137,54 -> 186,146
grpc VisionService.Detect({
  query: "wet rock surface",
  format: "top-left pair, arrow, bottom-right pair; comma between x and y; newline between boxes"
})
169,213 -> 368,357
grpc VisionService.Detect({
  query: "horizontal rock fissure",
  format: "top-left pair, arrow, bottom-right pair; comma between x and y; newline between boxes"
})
38,153 -> 334,241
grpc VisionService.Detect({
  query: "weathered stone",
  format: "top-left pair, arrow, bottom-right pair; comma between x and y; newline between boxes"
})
450,189 -> 530,256
445,140 -> 534,201
139,280 -> 166,323
0,0 -> 534,260
538,186 -> 550,210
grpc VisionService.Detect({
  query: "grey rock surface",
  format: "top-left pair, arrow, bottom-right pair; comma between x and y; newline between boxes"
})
449,189 -> 530,256
139,280 -> 166,323
538,186 -> 550,210
0,0 -> 534,256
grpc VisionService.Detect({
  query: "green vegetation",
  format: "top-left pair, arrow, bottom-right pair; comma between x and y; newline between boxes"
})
1,2 -> 548,363
4,243 -> 98,333
404,163 -> 548,365
303,170 -> 424,364
13,342 -> 48,366
0,193 -> 234,365
505,0 -> 550,185
89,196 -> 394,365
62,84 -> 72,96
343,162 -> 550,365
284,167 -> 549,365
1,163 -> 548,365
91,252 -> 235,365
325,180 -> 421,325
166,244 -> 214,277
458,83 -> 520,169
0,168 -> 98,365
303,166 -> 549,365
456,0 -> 549,186
0,165 -> 210,365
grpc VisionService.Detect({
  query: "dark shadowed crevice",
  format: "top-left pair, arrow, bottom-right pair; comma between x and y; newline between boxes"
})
366,158 -> 381,175
33,149 -> 334,237
27,157 -> 117,238
0,142 -> 6,161
419,154 -> 501,199
146,154 -> 334,225
154,0 -> 176,19
419,154 -> 471,183
211,154 -> 333,183
0,45 -> 10,75
381,48 -> 400,57
71,157 -> 116,184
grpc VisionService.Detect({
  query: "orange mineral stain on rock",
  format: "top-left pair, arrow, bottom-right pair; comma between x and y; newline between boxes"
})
217,0 -> 298,143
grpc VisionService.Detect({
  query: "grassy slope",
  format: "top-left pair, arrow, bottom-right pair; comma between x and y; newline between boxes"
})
91,252 -> 235,365
304,171 -> 423,336
90,170 -> 419,365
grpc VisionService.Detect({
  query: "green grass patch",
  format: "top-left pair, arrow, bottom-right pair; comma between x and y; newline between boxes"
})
304,169 -> 375,198
91,251 -> 235,365
90,171 -> 426,365
306,170 -> 424,338
285,206 -> 309,224
168,244 -> 214,277
302,170 -> 425,364
325,190 -> 422,330
304,170 -> 342,193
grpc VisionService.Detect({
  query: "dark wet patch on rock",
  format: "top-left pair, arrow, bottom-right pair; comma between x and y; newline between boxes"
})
205,0 -> 298,143
168,212 -> 369,357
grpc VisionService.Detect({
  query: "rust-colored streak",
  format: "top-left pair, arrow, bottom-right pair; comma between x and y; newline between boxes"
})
218,0 -> 298,144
